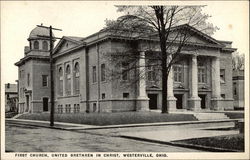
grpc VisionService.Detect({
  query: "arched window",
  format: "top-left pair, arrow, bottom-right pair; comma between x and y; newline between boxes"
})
65,65 -> 71,95
74,62 -> 80,94
42,41 -> 48,50
58,67 -> 63,96
34,41 -> 39,49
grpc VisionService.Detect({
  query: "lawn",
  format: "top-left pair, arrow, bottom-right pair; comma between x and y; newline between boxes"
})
224,112 -> 244,119
174,134 -> 244,152
5,112 -> 18,118
17,112 -> 197,126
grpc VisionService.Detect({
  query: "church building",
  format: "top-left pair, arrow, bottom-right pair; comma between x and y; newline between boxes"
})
15,24 -> 236,113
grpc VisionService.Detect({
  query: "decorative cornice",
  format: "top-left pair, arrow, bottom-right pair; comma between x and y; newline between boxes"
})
15,55 -> 49,66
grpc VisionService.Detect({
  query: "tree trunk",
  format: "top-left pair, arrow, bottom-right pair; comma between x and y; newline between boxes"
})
156,7 -> 169,114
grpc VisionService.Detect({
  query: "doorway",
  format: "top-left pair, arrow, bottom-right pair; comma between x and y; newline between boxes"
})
198,94 -> 206,109
43,97 -> 49,111
148,94 -> 158,109
175,94 -> 183,109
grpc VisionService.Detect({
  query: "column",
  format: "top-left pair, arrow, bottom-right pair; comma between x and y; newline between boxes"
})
188,55 -> 201,111
167,66 -> 177,112
136,51 -> 149,111
211,57 -> 223,110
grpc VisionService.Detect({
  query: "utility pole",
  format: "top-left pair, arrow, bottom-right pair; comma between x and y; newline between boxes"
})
37,24 -> 62,127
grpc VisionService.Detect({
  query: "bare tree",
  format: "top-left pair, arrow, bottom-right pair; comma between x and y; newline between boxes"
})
232,52 -> 244,70
104,6 -> 217,113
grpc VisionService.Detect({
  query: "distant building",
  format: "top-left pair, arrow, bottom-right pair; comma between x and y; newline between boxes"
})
15,24 -> 236,113
5,83 -> 18,112
233,70 -> 244,109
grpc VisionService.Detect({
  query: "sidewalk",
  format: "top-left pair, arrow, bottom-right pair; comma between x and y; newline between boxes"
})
6,118 -> 96,130
6,117 -> 239,130
6,118 -> 242,151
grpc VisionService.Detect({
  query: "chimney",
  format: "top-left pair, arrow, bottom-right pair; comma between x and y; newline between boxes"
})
24,46 -> 30,55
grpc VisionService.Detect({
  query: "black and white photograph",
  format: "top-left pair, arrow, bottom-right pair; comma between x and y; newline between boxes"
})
1,1 -> 249,160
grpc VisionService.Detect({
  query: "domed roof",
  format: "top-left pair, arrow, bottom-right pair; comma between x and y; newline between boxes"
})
29,25 -> 54,40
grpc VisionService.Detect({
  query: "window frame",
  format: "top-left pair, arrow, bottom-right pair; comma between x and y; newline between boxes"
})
147,65 -> 156,82
58,67 -> 63,96
220,69 -> 226,83
42,75 -> 48,87
27,73 -> 30,86
198,66 -> 207,84
92,66 -> 97,83
101,63 -> 106,82
74,62 -> 80,94
34,41 -> 39,50
42,41 -> 48,50
123,92 -> 130,98
65,65 -> 71,95
121,62 -> 129,81
173,65 -> 183,83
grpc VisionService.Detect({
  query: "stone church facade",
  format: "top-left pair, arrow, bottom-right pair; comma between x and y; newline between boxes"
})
15,24 -> 236,113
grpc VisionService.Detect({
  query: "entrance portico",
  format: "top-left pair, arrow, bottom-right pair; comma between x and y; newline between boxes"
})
144,52 -> 223,112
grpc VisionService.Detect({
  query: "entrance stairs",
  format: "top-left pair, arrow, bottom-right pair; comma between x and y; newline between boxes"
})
193,112 -> 230,121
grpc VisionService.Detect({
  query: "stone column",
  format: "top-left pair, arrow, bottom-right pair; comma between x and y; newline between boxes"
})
211,57 -> 223,110
188,55 -> 201,111
136,51 -> 149,111
167,66 -> 177,112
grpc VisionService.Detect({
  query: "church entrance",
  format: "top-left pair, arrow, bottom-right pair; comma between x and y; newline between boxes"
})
199,94 -> 206,109
43,97 -> 49,112
175,94 -> 183,109
148,94 -> 158,109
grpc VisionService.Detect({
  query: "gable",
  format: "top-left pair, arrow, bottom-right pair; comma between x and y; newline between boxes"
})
168,29 -> 221,47
54,38 -> 81,54
148,24 -> 222,47
186,32 -> 218,45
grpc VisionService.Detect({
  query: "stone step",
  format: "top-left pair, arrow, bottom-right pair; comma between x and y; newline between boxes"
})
194,113 -> 230,121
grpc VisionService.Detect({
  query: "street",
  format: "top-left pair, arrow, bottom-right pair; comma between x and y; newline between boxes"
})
5,122 -> 200,152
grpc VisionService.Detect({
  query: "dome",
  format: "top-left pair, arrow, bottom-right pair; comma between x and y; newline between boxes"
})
28,25 -> 54,40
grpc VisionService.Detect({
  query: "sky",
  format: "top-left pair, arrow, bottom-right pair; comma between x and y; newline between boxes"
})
1,1 -> 249,84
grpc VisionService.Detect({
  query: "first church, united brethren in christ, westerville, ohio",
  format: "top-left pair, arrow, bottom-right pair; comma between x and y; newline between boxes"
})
15,24 -> 236,114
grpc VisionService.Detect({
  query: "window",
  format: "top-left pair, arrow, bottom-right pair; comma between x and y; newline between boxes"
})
101,64 -> 106,81
42,75 -> 48,87
58,67 -> 63,96
102,93 -> 105,99
66,65 -> 71,95
74,63 -> 80,94
65,104 -> 71,113
123,93 -> 129,98
93,103 -> 97,112
147,65 -> 156,81
42,41 -> 48,50
73,104 -> 80,113
198,67 -> 206,83
221,94 -> 225,99
92,66 -> 97,83
27,73 -> 30,86
57,105 -> 63,113
76,104 -> 80,113
220,69 -> 225,83
233,82 -> 237,96
121,62 -> 129,80
173,65 -> 183,82
34,41 -> 39,49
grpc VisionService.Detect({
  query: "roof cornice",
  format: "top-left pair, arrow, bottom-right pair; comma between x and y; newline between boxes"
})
15,55 -> 49,66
